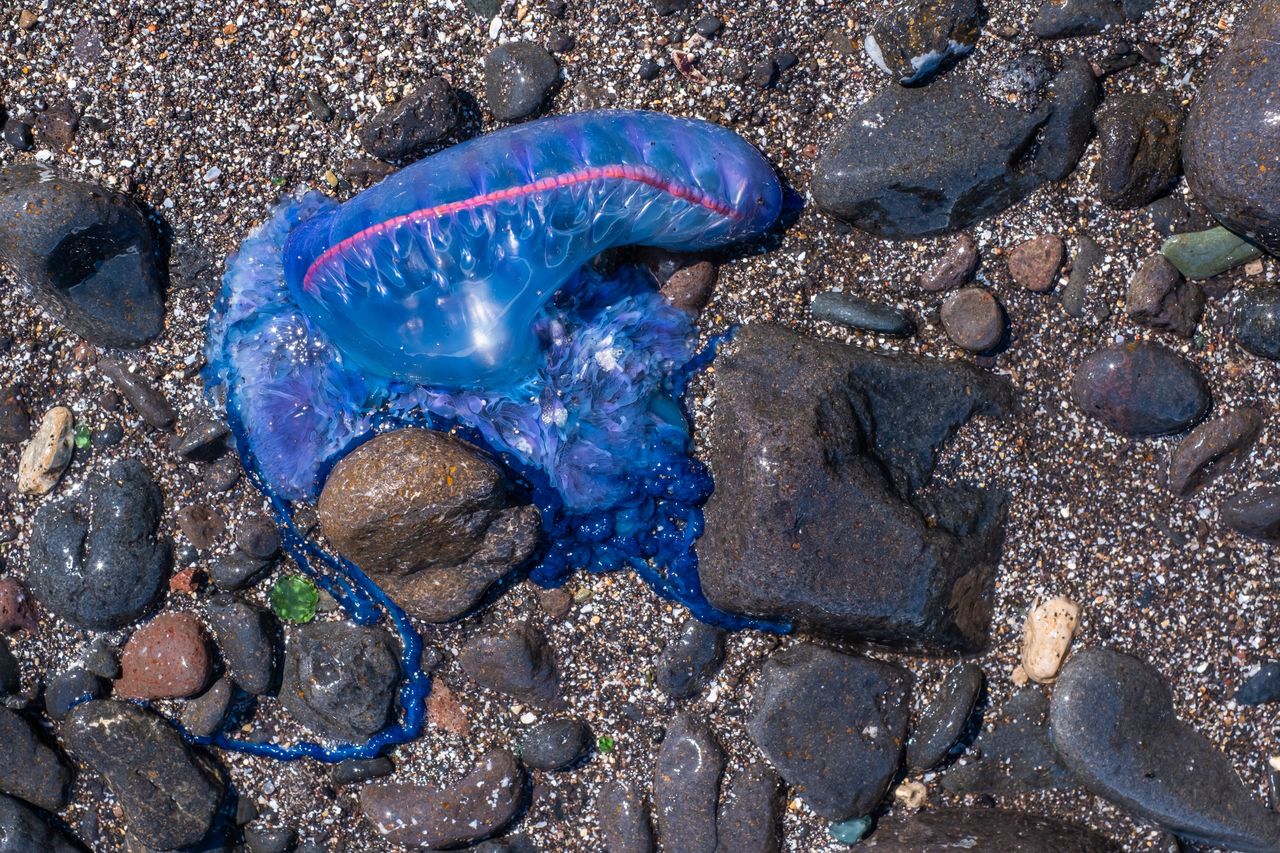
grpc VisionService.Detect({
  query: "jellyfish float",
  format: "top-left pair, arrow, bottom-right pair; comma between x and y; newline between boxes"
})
203,110 -> 786,760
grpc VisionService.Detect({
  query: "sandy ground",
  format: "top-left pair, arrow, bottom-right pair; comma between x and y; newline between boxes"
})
1,0 -> 1277,850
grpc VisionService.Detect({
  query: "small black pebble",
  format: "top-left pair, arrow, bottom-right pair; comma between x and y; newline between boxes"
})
2,118 -> 33,151
236,516 -> 281,560
776,51 -> 798,71
330,756 -> 395,786
92,421 -> 124,447
547,29 -> 574,52
547,0 -> 568,16
639,58 -> 661,81
695,15 -> 723,37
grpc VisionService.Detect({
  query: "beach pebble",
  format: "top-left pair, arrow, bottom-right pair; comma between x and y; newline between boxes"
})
942,688 -> 1071,794
659,260 -> 718,315
360,749 -> 525,849
331,757 -> 395,787
1167,407 -> 1262,496
520,718 -> 592,770
0,578 -> 36,634
244,825 -> 297,853
941,288 -> 1003,352
1062,235 -> 1102,318
359,78 -> 459,162
17,406 -> 74,495
1007,234 -> 1065,293
28,459 -> 170,630
459,622 -> 562,708
1161,226 -> 1262,280
906,662 -> 984,771
180,676 -> 233,738
653,713 -> 724,853
2,118 -> 33,151
1222,486 -> 1280,542
811,291 -> 914,336
44,668 -> 107,721
1021,596 -> 1080,684
597,780 -> 655,853
208,551 -> 272,591
83,637 -> 120,679
1033,0 -> 1122,38
0,793 -> 81,853
864,0 -> 980,86
64,700 -> 226,851
0,639 -> 16,695
1236,663 -> 1280,706
1096,92 -> 1183,209
654,617 -> 725,699
205,595 -> 278,695
280,620 -> 400,741
1124,255 -> 1204,338
234,516 -> 280,560
866,808 -> 1119,851
172,417 -> 230,461
35,101 -> 79,150
748,643 -> 910,821
0,706 -> 72,811
115,612 -> 211,700
98,358 -> 175,430
716,762 -> 783,853
1234,288 -> 1280,361
0,166 -> 165,349
1070,342 -> 1209,438
484,42 -> 559,122
0,386 -> 30,444
1050,648 -> 1280,851
176,504 -> 225,550
920,234 -> 978,292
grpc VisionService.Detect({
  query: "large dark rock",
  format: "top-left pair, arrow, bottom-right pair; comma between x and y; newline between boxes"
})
28,460 -> 170,630
863,808 -> 1119,851
63,700 -> 225,851
1070,342 -> 1209,438
483,42 -> 559,122
812,60 -> 1097,238
1032,0 -> 1122,39
1183,0 -> 1280,254
1050,648 -> 1280,853
318,429 -> 540,623
0,707 -> 71,812
204,595 -> 278,696
652,713 -> 723,853
1097,93 -> 1184,210
279,621 -> 400,742
359,78 -> 459,162
0,165 -> 165,348
0,793 -> 82,853
748,643 -> 911,821
458,622 -> 562,708
360,749 -> 525,849
654,617 -> 725,699
698,324 -> 1011,652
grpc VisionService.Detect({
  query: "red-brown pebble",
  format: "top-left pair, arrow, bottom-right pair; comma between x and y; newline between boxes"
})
0,578 -> 38,634
941,288 -> 1004,352
920,234 -> 978,292
660,260 -> 719,315
115,612 -> 211,700
1007,234 -> 1065,292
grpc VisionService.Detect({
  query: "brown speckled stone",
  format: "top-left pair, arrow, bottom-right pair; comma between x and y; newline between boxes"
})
941,287 -> 1004,352
115,612 -> 211,700
1007,234 -> 1066,293
1167,407 -> 1262,496
1071,342 -> 1210,438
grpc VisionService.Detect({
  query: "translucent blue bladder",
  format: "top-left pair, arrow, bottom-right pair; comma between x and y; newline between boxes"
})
203,109 -> 788,761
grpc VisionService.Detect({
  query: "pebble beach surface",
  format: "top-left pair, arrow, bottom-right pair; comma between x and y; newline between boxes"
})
1,0 -> 1279,851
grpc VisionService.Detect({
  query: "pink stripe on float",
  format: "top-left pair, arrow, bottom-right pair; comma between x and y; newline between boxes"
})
301,163 -> 743,294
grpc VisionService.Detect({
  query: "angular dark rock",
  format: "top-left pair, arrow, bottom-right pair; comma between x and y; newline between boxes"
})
1033,0 -> 1122,39
864,808 -> 1120,851
941,687 -> 1071,794
44,668 -> 107,721
280,621 -> 400,742
748,643 -> 910,821
1167,407 -> 1262,496
318,429 -> 540,623
1125,255 -> 1203,337
359,78 -> 459,162
205,595 -> 278,695
1223,486 -> 1280,542
28,460 -> 170,630
360,749 -> 525,848
0,165 -> 165,348
459,622 -> 561,708
654,617 -> 725,699
716,762 -> 783,853
1070,342 -> 1209,438
208,551 -> 272,591
698,324 -> 1011,652
906,662 -> 984,771
652,713 -> 723,853
180,676 -> 234,738
1096,92 -> 1183,209
1051,648 -> 1280,853
1183,0 -> 1280,254
0,707 -> 71,812
0,793 -> 82,853
864,0 -> 980,86
813,62 -> 1097,238
519,718 -> 592,771
63,700 -> 225,852
1235,288 -> 1280,361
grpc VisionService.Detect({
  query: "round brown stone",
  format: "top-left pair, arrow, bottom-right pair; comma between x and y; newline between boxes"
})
115,611 -> 211,700
1007,234 -> 1065,292
941,287 -> 1003,352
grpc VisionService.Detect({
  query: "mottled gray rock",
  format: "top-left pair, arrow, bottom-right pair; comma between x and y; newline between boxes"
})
1237,663 -> 1280,706
699,324 -> 1011,652
28,460 -> 170,630
864,0 -> 979,86
906,662 -> 984,771
597,780 -> 655,853
1183,0 -> 1280,254
810,291 -> 914,336
0,707 -> 71,811
180,676 -> 233,738
1096,92 -> 1183,209
942,687 -> 1071,794
654,618 -> 725,699
813,61 -> 1096,238
1125,255 -> 1203,338
0,165 -> 164,348
459,622 -> 561,708
359,78 -> 459,162
716,762 -> 783,853
863,808 -> 1119,851
1167,407 -> 1262,496
1071,342 -> 1210,438
1062,235 -> 1102,318
0,793 -> 82,853
360,749 -> 525,848
63,700 -> 225,851
205,595 -> 278,695
652,713 -> 723,853
484,42 -> 559,121
280,621 -> 400,742
748,643 -> 911,821
1050,648 -> 1280,853
330,757 -> 395,787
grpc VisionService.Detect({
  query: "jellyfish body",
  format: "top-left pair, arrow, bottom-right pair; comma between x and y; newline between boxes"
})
203,110 -> 787,760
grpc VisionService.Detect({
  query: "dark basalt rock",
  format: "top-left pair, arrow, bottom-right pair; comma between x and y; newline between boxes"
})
811,291 -> 915,336
597,780 -> 655,853
941,687 -> 1072,794
863,808 -> 1120,851
519,718 -> 592,771
1124,255 -> 1203,338
864,0 -> 980,86
1167,407 -> 1262,496
813,59 -> 1096,238
1070,342 -> 1209,438
654,617 -> 725,699
1222,486 -> 1280,542
1237,663 -> 1280,706
1050,648 -> 1280,853
698,323 -> 1012,652
359,78 -> 460,162
459,622 -> 562,708
1033,0 -> 1122,39
28,460 -> 170,631
204,595 -> 279,696
748,643 -> 911,821
1235,288 -> 1280,361
484,42 -> 559,122
0,707 -> 71,812
279,621 -> 400,742
652,713 -> 723,853
63,700 -> 225,852
0,165 -> 165,348
716,762 -> 783,853
906,662 -> 984,771
1183,0 -> 1280,254
1096,92 -> 1184,209
0,793 -> 82,853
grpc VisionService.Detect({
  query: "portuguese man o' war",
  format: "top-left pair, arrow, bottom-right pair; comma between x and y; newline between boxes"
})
203,110 -> 787,761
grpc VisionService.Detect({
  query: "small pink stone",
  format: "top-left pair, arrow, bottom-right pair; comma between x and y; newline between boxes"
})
115,611 -> 211,700
0,578 -> 38,635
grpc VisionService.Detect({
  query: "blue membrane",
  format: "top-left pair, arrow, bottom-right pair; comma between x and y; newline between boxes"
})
200,111 -> 790,762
